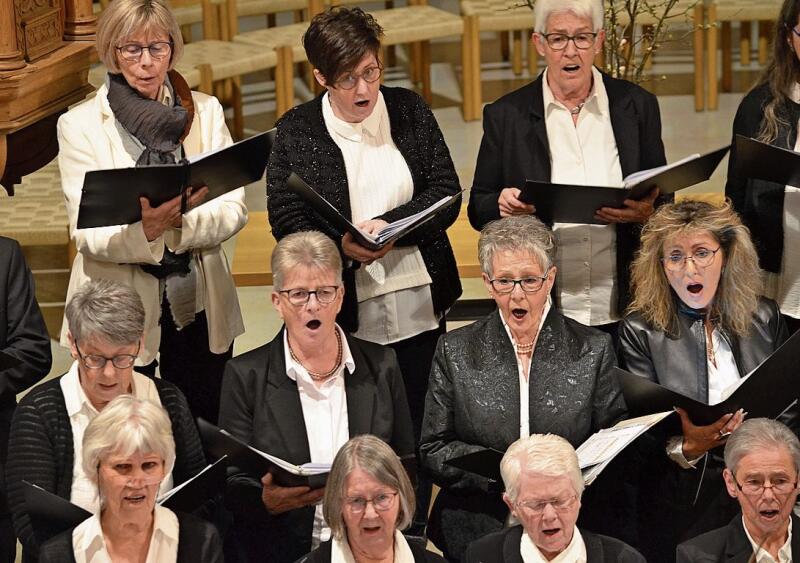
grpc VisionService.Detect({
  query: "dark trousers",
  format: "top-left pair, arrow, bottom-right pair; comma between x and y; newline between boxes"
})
0,465 -> 13,563
136,298 -> 232,425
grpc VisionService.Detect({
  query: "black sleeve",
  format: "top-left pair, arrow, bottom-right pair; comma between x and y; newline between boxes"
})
639,91 -> 667,170
617,318 -> 659,383
592,333 -> 628,431
467,103 -> 505,231
159,383 -> 207,484
725,92 -> 765,214
0,239 -> 51,401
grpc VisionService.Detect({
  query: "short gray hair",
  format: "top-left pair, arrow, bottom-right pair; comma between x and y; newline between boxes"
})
66,280 -> 145,345
271,231 -> 343,291
96,0 -> 184,73
323,435 -> 414,539
501,434 -> 584,502
534,0 -> 604,33
82,395 -> 176,485
724,418 -> 800,475
478,215 -> 556,276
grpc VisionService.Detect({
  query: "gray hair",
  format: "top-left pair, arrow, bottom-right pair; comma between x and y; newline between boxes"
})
82,395 -> 176,485
534,0 -> 604,33
724,418 -> 800,475
478,215 -> 556,276
271,231 -> 343,291
323,435 -> 414,539
66,280 -> 145,345
501,434 -> 584,501
96,0 -> 184,73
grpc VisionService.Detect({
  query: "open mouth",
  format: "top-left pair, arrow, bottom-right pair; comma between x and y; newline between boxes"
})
362,525 -> 382,534
125,495 -> 146,504
760,509 -> 780,519
542,527 -> 561,537
687,283 -> 703,294
511,308 -> 528,320
355,100 -> 370,107
563,64 -> 580,73
306,320 -> 321,330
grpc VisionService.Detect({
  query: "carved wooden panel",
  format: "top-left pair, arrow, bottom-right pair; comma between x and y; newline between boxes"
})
14,0 -> 63,61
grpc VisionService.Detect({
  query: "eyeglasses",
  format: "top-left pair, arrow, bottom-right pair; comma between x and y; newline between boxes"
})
344,491 -> 398,513
515,494 -> 578,515
788,25 -> 800,39
279,286 -> 340,306
660,247 -> 721,272
335,65 -> 383,90
116,41 -> 173,62
489,275 -> 549,294
75,340 -> 139,370
541,32 -> 598,51
732,474 -> 799,497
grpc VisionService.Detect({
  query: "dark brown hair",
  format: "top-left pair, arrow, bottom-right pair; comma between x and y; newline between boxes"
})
303,7 -> 383,84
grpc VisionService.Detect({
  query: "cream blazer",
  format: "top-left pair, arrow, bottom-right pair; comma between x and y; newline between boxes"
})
57,84 -> 247,363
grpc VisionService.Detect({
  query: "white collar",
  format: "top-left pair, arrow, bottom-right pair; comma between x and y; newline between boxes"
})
499,296 -> 552,352
322,90 -> 385,142
60,361 -> 158,418
542,66 -> 609,117
520,526 -> 586,563
742,515 -> 793,563
283,324 -> 356,383
75,504 -> 179,555
330,530 -> 415,563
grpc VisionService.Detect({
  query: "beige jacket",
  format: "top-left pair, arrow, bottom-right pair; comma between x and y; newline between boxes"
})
57,84 -> 246,363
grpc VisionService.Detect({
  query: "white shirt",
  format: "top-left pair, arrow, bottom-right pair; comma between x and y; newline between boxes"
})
72,504 -> 179,563
499,299 -> 552,439
742,515 -> 793,563
283,325 -> 355,547
707,328 -> 741,405
322,92 -> 439,344
520,526 -> 587,563
60,361 -> 173,513
544,66 -> 623,326
330,530 -> 416,563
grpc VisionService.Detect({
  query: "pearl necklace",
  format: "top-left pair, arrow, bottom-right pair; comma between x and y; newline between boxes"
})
516,340 -> 535,354
288,329 -> 343,381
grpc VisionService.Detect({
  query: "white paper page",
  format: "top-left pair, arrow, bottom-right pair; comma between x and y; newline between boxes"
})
157,462 -> 213,503
577,425 -> 647,469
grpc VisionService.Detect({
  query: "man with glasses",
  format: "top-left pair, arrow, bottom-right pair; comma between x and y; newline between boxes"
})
465,433 -> 645,562
678,418 -> 800,562
5,280 -> 207,560
467,0 -> 667,341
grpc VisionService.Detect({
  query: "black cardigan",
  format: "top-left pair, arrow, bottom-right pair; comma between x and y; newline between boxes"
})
38,511 -> 224,563
725,81 -> 800,272
5,376 -> 208,559
467,70 -> 666,315
267,86 -> 462,332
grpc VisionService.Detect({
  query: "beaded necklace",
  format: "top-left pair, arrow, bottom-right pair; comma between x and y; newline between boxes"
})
288,329 -> 343,381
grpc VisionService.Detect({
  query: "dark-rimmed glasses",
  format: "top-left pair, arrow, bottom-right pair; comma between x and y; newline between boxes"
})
489,275 -> 549,294
515,494 -> 578,515
541,32 -> 598,50
75,340 -> 139,370
344,491 -> 398,513
660,247 -> 721,272
116,41 -> 173,62
732,473 -> 799,497
335,65 -> 383,90
279,286 -> 340,306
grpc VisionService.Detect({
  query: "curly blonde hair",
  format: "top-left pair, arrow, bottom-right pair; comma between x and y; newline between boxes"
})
627,200 -> 762,337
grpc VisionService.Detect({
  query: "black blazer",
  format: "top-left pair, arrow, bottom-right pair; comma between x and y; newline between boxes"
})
218,329 -> 416,563
725,82 -> 800,273
464,525 -> 646,563
38,511 -> 224,563
467,70 -> 666,314
419,308 -> 627,561
297,536 -> 446,563
677,514 -> 800,562
267,85 -> 462,332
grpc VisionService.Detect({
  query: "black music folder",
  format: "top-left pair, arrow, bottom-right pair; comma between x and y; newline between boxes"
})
197,418 -> 329,489
618,329 -> 800,426
285,173 -> 463,251
520,146 -> 730,225
444,448 -> 504,492
77,129 -> 275,229
733,134 -> 800,187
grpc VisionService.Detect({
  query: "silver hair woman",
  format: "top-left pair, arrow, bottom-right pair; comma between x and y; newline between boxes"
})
533,0 -> 603,33
420,215 -> 626,561
6,280 -> 207,559
271,230 -> 343,291
38,395 -> 223,562
463,434 -> 644,562
724,418 -> 800,476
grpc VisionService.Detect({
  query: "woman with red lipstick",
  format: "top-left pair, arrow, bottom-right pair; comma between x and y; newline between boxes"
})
619,200 -> 792,562
57,0 -> 246,427
38,396 -> 223,562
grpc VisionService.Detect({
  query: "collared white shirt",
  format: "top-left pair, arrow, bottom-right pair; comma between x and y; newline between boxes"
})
331,529 -> 416,563
72,504 -> 179,563
742,515 -> 793,563
60,361 -> 173,513
543,65 -> 623,326
322,91 -> 439,344
499,298 -> 552,439
283,324 -> 356,546
707,328 -> 741,405
520,526 -> 587,563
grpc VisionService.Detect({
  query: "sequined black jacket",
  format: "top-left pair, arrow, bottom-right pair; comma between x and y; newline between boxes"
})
267,86 -> 462,332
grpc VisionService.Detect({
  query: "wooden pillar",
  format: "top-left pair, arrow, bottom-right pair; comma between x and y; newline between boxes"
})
740,21 -> 751,66
500,31 -> 510,62
527,29 -> 537,75
758,21 -> 772,65
63,0 -> 97,40
695,3 -> 705,112
420,41 -> 432,104
461,14 -> 481,121
721,21 -> 731,92
707,4 -> 718,111
512,30 -> 522,75
0,0 -> 25,71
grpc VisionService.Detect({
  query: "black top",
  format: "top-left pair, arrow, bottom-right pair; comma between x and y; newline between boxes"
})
267,85 -> 462,332
38,511 -> 224,563
725,82 -> 800,273
465,525 -> 646,563
6,376 -> 207,559
297,536 -> 446,563
218,329 -> 416,563
467,70 -> 666,315
677,514 -> 800,562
